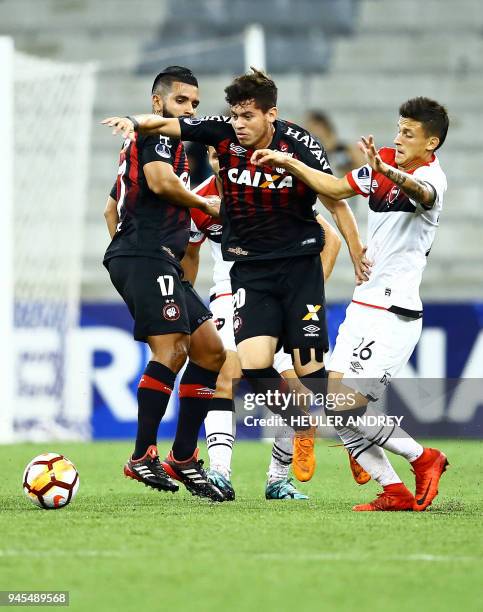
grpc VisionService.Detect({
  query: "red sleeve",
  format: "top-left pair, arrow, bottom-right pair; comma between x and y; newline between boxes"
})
191,175 -> 219,231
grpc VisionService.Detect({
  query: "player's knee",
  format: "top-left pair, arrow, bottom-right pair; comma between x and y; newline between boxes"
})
193,342 -> 226,373
210,345 -> 226,372
150,336 -> 190,373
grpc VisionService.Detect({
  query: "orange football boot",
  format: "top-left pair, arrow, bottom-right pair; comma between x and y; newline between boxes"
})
353,482 -> 414,511
348,450 -> 371,485
293,426 -> 316,482
411,448 -> 449,511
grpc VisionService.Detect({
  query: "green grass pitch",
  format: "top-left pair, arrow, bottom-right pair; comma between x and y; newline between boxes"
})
1,440 -> 481,612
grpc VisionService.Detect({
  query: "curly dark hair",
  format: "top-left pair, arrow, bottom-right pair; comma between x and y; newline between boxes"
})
224,67 -> 277,112
399,97 -> 449,150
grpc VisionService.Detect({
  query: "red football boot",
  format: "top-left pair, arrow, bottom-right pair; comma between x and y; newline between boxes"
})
353,482 -> 414,511
411,448 -> 449,511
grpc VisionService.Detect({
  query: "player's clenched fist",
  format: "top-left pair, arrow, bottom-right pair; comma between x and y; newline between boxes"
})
101,116 -> 135,140
250,149 -> 290,168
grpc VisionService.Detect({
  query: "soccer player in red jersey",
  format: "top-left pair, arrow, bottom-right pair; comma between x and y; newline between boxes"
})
102,68 -> 370,484
182,147 -> 342,499
104,67 -> 227,502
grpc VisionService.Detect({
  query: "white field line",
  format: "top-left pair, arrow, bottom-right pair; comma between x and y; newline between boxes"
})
255,552 -> 482,563
1,550 -> 481,563
0,549 -> 123,558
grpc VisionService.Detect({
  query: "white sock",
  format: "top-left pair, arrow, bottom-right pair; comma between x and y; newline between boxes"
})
337,425 -> 401,486
268,434 -> 293,483
205,408 -> 235,479
357,405 -> 424,463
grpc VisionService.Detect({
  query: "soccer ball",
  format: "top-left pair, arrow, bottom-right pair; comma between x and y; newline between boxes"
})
23,453 -> 79,509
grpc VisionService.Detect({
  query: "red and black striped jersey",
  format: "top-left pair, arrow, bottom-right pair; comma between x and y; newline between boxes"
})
104,133 -> 190,267
179,116 -> 331,261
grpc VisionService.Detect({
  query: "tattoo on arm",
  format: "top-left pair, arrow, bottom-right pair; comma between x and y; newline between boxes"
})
384,167 -> 435,207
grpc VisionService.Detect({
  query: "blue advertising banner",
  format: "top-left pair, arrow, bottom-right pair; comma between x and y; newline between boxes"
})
79,302 -> 483,440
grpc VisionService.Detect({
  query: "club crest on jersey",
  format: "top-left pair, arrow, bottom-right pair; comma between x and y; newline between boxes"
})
163,303 -> 180,321
155,136 -> 172,159
227,168 -> 293,189
233,315 -> 243,333
230,143 -> 247,156
387,185 -> 400,204
214,317 -> 225,331
302,304 -> 321,321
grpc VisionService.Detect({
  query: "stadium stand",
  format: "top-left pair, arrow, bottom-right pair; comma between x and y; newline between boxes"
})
0,0 -> 481,301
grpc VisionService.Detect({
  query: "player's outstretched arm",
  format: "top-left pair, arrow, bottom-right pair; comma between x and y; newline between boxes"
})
144,161 -> 220,217
316,214 -> 341,282
101,115 -> 182,140
319,195 -> 372,286
251,149 -> 356,200
360,135 -> 436,208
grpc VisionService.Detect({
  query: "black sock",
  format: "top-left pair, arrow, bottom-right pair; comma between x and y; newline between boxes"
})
207,397 -> 235,413
300,366 -> 327,395
172,361 -> 218,461
133,361 -> 176,460
242,366 -> 310,431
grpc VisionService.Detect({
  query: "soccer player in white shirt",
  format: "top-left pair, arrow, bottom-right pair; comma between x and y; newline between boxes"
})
251,97 -> 450,512
183,148 -> 342,500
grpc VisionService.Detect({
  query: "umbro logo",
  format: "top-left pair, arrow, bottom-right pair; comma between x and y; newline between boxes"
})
207,223 -> 222,234
230,143 -> 247,156
303,324 -> 320,337
350,361 -> 363,374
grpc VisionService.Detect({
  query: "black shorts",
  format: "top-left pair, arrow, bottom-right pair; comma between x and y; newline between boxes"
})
229,254 -> 328,352
107,256 -> 211,342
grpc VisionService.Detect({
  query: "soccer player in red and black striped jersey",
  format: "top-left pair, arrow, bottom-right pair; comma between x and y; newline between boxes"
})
103,66 -> 226,502
103,68 -> 369,479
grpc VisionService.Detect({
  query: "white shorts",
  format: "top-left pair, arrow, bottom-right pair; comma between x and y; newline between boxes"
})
327,302 -> 422,400
210,290 -> 236,351
210,287 -> 293,374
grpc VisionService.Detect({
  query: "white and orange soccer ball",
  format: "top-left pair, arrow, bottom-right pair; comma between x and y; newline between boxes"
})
23,453 -> 80,509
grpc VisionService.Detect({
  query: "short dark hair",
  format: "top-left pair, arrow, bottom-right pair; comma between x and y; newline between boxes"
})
151,66 -> 198,95
224,67 -> 277,112
399,97 -> 449,150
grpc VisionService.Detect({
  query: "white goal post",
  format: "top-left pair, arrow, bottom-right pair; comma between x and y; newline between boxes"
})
0,37 -> 15,442
0,37 -> 96,442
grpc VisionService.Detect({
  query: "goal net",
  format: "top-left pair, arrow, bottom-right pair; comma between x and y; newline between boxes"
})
1,40 -> 96,441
